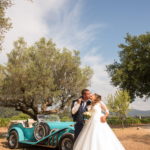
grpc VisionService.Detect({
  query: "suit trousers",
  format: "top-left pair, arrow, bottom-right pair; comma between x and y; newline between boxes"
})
74,121 -> 84,142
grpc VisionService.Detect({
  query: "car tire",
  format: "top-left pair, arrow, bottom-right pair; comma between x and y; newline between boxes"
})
34,122 -> 50,140
59,133 -> 74,150
8,130 -> 21,149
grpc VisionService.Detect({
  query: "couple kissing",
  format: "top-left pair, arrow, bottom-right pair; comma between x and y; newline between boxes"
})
71,89 -> 125,150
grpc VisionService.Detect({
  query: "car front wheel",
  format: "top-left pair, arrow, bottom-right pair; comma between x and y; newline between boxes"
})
8,130 -> 20,149
59,134 -> 74,150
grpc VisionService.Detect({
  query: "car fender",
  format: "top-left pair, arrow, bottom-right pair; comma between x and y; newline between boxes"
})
58,132 -> 74,142
61,132 -> 74,138
9,127 -> 25,142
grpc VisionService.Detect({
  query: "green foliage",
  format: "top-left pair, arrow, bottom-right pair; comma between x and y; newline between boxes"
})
107,90 -> 130,118
0,107 -> 20,118
0,0 -> 33,50
140,117 -> 150,124
107,117 -> 141,126
108,117 -> 150,126
11,113 -> 30,120
107,117 -> 122,126
0,113 -> 30,127
124,117 -> 141,125
107,33 -> 150,100
0,0 -> 12,50
0,37 -> 93,119
0,118 -> 10,127
0,115 -> 149,127
107,90 -> 131,127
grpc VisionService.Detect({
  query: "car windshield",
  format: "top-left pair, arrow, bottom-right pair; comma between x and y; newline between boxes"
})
37,114 -> 60,122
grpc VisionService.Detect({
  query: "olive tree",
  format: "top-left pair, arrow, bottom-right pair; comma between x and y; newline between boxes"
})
0,37 -> 93,119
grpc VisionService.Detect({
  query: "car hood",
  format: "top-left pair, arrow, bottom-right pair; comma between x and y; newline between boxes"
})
46,121 -> 75,129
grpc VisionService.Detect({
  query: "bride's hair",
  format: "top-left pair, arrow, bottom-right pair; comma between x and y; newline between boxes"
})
92,93 -> 102,106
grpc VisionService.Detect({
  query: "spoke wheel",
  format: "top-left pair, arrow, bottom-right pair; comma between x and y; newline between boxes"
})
8,130 -> 20,149
59,134 -> 74,150
34,122 -> 50,140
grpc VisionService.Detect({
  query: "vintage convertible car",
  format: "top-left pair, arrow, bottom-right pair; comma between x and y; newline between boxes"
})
7,114 -> 75,150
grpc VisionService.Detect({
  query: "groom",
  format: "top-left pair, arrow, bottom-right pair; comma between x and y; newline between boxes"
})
71,89 -> 91,141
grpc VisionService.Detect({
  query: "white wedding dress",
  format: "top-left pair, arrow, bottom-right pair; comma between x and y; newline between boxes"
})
73,101 -> 126,150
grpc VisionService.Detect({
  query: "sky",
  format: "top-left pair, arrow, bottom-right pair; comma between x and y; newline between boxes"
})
1,0 -> 150,110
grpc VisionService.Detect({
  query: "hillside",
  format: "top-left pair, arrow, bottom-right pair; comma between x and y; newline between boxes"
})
127,109 -> 150,117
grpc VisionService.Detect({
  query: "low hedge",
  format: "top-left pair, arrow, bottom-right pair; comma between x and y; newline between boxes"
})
107,117 -> 122,125
0,113 -> 30,127
11,113 -> 30,120
0,114 -> 150,127
140,118 -> 150,124
124,117 -> 141,125
107,117 -> 150,126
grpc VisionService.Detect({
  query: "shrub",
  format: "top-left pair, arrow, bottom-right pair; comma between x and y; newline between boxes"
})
0,107 -> 20,118
0,113 -> 30,127
11,113 -> 30,120
107,117 -> 141,126
107,117 -> 122,125
140,118 -> 150,124
124,117 -> 141,126
0,118 -> 10,127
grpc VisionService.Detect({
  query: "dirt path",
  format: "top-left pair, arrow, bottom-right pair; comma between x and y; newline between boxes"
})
113,125 -> 150,150
0,126 -> 150,150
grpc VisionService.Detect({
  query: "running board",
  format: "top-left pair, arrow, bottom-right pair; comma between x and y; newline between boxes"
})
20,141 -> 56,148
20,128 -> 68,145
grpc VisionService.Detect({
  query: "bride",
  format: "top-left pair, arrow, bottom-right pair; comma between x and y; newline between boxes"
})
73,93 -> 126,150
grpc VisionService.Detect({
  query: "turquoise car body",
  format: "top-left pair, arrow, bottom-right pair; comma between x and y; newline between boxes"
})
8,120 -> 75,149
